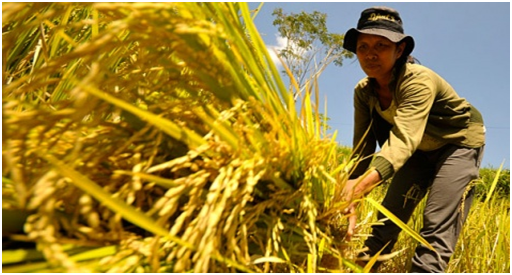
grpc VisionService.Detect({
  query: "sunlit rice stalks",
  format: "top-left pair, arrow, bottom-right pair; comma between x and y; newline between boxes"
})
3,2 -> 358,272
447,166 -> 510,273
356,170 -> 510,273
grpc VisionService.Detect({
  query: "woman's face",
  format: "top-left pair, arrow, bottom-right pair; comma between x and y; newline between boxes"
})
356,33 -> 405,81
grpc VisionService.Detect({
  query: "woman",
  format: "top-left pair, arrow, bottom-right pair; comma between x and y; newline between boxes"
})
340,6 -> 485,272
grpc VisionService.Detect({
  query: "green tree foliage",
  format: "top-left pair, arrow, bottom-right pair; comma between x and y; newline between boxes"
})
477,167 -> 510,200
271,8 -> 354,99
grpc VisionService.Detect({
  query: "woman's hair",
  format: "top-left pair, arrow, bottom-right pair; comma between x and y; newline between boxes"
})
407,55 -> 420,64
395,41 -> 420,68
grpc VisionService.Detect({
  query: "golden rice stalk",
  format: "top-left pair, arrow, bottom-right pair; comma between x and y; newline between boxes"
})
2,2 -> 364,273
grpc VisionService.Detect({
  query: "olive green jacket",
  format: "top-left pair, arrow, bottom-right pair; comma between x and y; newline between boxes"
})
351,63 -> 485,181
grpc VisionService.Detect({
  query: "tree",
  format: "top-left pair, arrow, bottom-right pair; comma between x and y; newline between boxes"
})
272,8 -> 354,100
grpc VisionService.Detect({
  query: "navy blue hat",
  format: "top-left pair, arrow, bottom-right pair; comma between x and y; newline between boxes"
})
343,6 -> 415,56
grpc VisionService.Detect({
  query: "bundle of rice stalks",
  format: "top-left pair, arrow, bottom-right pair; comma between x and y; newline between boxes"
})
3,2 -> 355,272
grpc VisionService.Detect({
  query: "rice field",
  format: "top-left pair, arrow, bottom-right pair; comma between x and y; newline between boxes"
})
2,2 -> 509,273
356,174 -> 510,273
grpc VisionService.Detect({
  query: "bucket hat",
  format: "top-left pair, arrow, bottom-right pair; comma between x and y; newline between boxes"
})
343,6 -> 415,57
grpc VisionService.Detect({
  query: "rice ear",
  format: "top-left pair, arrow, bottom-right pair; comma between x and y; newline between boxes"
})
3,2 -> 355,273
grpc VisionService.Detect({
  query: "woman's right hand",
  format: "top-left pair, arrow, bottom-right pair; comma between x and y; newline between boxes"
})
341,170 -> 382,239
341,179 -> 361,240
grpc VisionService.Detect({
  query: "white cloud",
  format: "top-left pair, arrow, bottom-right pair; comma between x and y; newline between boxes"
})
266,34 -> 288,69
266,34 -> 312,70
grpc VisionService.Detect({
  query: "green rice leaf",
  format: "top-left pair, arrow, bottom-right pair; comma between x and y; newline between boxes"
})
73,78 -> 206,150
341,258 -> 363,273
113,171 -> 178,189
366,197 -> 437,253
484,162 -> 504,204
2,246 -> 117,273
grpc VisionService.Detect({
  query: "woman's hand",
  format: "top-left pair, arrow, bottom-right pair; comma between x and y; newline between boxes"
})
342,169 -> 382,239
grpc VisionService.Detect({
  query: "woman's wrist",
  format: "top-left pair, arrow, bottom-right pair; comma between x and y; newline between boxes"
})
358,169 -> 381,196
372,156 -> 394,180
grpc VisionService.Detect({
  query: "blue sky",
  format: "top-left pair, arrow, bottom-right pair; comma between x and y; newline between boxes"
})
249,2 -> 510,169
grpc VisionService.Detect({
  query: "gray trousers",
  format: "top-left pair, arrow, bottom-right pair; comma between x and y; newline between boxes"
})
364,144 -> 484,272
